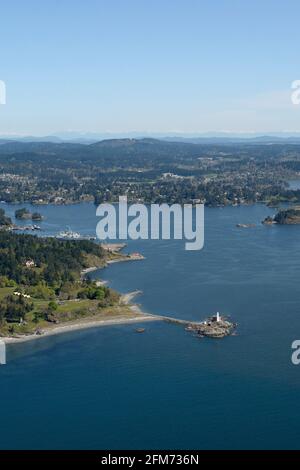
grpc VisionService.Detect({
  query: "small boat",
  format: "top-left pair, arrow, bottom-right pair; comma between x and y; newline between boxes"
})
135,328 -> 146,333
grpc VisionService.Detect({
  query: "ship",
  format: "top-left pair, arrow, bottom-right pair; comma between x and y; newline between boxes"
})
56,228 -> 96,241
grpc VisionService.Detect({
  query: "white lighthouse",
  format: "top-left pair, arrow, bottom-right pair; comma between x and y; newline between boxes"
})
216,312 -> 220,322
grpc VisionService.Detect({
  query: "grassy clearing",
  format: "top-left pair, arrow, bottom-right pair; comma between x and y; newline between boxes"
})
0,286 -> 135,337
0,287 -> 15,299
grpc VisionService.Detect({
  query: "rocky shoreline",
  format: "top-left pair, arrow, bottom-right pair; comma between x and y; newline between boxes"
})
263,206 -> 300,225
2,244 -> 236,345
185,314 -> 236,338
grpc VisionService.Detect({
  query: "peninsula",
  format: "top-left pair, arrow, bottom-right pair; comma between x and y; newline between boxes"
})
0,209 -> 235,344
263,206 -> 300,225
0,229 -> 148,341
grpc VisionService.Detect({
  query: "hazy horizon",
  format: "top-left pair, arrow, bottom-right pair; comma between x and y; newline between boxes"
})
2,130 -> 300,143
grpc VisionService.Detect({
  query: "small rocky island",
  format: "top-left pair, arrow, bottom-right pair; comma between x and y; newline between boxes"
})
185,313 -> 236,339
15,208 -> 44,221
263,206 -> 300,225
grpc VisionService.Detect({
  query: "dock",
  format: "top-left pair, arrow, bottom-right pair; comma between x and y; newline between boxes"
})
146,312 -> 236,338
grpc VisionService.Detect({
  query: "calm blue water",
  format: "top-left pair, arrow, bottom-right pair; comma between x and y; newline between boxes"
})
1,202 -> 300,449
288,179 -> 300,190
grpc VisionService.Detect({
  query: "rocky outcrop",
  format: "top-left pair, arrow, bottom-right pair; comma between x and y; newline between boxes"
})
263,207 -> 300,225
274,207 -> 300,224
262,216 -> 276,225
185,315 -> 236,338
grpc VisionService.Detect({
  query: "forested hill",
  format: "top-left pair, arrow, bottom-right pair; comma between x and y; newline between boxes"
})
0,138 -> 201,159
0,232 -> 121,336
1,137 -> 298,161
0,232 -> 105,287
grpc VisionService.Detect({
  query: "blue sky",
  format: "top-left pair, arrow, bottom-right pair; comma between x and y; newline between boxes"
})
0,0 -> 299,136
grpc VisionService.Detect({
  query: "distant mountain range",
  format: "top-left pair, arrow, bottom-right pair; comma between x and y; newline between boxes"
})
163,135 -> 300,144
0,134 -> 300,157
1,132 -> 300,146
0,138 -> 206,160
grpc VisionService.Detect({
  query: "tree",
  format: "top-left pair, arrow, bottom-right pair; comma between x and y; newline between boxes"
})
15,208 -> 31,219
48,301 -> 58,311
0,208 -> 12,226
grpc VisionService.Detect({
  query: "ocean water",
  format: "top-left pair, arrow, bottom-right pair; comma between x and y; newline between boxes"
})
288,179 -> 300,190
1,202 -> 300,449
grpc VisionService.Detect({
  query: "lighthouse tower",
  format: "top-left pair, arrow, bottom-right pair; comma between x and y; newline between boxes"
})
216,312 -> 220,322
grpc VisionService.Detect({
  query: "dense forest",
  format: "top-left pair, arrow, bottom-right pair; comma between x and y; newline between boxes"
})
0,231 -> 104,286
0,231 -> 119,334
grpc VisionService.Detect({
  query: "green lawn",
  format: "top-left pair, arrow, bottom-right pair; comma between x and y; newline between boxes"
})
0,287 -> 15,299
0,286 -> 125,337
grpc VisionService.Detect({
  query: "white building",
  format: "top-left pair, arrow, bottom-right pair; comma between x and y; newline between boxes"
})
13,291 -> 31,299
212,312 -> 221,323
25,259 -> 35,268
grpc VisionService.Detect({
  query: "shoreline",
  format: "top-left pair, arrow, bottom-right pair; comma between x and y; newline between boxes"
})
2,313 -> 160,344
1,242 -> 235,346
2,249 -> 148,346
1,287 -> 236,345
106,254 -> 145,264
2,291 -> 161,345
80,250 -> 145,288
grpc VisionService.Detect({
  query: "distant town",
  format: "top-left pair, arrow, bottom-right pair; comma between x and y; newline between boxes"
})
0,138 -> 299,207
